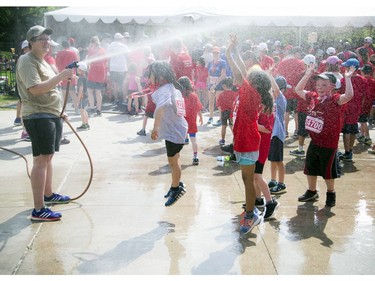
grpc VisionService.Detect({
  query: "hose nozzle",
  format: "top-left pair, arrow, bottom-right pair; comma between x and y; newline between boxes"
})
66,61 -> 79,69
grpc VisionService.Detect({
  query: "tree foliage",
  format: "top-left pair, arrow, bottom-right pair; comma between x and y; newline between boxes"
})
0,7 -> 59,53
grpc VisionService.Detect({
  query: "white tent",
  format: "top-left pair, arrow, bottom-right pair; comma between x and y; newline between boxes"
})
44,5 -> 375,27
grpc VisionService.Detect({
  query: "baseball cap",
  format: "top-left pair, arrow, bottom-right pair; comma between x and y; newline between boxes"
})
114,33 -> 124,40
123,32 -> 130,38
21,40 -> 29,49
326,55 -> 340,65
326,47 -> 336,55
303,54 -> 316,65
314,72 -> 337,85
364,37 -> 373,43
26,25 -> 53,41
275,76 -> 292,90
212,46 -> 221,53
258,42 -> 268,51
50,40 -> 59,47
341,58 -> 359,68
77,61 -> 88,72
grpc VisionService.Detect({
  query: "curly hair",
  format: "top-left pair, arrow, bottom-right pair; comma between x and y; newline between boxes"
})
247,69 -> 273,114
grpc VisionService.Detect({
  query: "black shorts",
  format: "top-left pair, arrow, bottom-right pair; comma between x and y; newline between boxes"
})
297,112 -> 308,137
165,140 -> 184,157
304,142 -> 339,179
110,71 -> 126,87
255,161 -> 265,174
23,117 -> 63,157
220,110 -> 233,126
145,111 -> 154,118
87,81 -> 106,90
341,123 -> 359,134
358,114 -> 369,123
268,136 -> 284,162
286,98 -> 297,113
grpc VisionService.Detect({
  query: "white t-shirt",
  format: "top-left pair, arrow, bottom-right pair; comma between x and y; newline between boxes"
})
152,83 -> 188,144
107,41 -> 129,73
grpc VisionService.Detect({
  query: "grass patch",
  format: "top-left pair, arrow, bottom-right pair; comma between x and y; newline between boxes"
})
0,94 -> 18,110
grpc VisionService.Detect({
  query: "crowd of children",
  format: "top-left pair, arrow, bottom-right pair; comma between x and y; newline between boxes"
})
13,29 -> 375,234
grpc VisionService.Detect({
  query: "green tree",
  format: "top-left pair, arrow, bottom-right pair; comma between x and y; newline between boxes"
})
0,7 -> 59,53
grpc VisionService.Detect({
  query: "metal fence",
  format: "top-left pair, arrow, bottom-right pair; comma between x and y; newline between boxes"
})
0,53 -> 17,95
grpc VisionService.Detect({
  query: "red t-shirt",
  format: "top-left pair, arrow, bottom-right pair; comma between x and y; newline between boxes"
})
169,51 -> 193,80
258,112 -> 275,164
259,55 -> 274,71
273,58 -> 305,99
193,64 -> 208,89
217,90 -> 238,112
183,92 -> 203,134
55,49 -> 79,86
362,77 -> 375,115
340,75 -> 367,124
87,47 -> 107,83
305,92 -> 346,149
233,79 -> 262,153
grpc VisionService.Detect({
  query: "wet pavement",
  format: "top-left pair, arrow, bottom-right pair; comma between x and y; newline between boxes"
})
0,103 -> 375,275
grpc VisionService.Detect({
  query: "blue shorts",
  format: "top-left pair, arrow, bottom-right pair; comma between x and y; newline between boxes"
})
234,150 -> 258,166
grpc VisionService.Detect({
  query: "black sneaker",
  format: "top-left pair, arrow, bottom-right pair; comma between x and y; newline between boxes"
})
164,182 -> 186,198
268,180 -> 278,189
137,129 -> 146,136
165,186 -> 186,207
270,183 -> 287,195
255,197 -> 265,208
325,192 -> 336,207
192,158 -> 199,166
220,143 -> 234,154
298,190 -> 319,202
96,110 -> 102,117
264,199 -> 280,219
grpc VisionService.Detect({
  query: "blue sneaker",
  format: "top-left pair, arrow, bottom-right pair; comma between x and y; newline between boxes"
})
219,139 -> 225,145
14,117 -> 22,126
44,193 -> 71,204
207,117 -> 213,124
164,182 -> 186,198
240,209 -> 262,234
165,186 -> 186,207
31,207 -> 62,221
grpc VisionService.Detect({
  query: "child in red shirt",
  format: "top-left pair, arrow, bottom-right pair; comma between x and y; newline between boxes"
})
216,77 -> 238,146
226,34 -> 273,234
295,64 -> 355,207
193,57 -> 209,111
178,76 -> 203,165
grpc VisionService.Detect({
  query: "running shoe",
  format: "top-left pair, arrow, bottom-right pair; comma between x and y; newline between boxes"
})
44,193 -> 71,204
31,207 -> 62,221
165,186 -> 186,207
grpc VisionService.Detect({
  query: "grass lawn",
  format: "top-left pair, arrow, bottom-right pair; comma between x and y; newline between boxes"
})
0,93 -> 17,110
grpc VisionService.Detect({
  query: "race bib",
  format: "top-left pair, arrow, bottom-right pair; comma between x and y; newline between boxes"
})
305,115 -> 324,134
176,98 -> 186,117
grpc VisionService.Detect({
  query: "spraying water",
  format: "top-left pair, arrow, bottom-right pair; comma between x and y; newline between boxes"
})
81,17 -> 244,66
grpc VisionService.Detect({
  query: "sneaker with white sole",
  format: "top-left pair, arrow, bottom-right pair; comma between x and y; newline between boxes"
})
31,207 -> 62,221
240,209 -> 262,234
264,199 -> 280,219
44,193 -> 71,204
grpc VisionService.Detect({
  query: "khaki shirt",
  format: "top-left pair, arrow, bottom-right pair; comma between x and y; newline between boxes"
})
16,52 -> 62,117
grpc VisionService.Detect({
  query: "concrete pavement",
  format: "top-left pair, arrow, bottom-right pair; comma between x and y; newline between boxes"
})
0,103 -> 375,275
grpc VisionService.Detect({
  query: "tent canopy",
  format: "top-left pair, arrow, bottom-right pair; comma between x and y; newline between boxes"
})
44,5 -> 375,27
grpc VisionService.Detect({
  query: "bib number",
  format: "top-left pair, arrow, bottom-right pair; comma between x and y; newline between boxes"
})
305,115 -> 324,133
